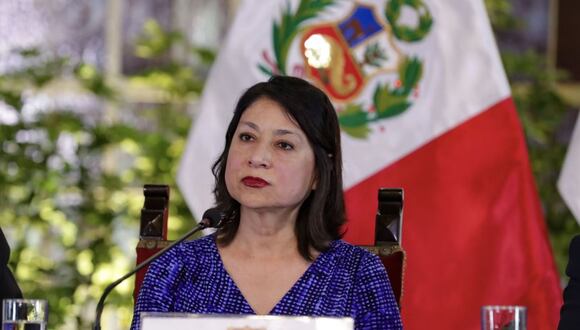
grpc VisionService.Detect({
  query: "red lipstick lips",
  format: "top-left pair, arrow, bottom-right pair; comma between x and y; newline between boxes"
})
242,176 -> 269,188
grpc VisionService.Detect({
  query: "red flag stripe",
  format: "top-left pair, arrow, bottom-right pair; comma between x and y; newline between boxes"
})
344,98 -> 561,329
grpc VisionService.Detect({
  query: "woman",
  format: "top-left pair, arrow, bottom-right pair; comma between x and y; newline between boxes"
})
131,76 -> 402,329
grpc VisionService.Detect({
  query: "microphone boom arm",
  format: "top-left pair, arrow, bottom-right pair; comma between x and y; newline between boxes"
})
93,220 -> 212,330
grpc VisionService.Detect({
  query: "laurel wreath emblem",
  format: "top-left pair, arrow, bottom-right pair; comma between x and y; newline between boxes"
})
386,0 -> 433,42
258,0 -> 433,139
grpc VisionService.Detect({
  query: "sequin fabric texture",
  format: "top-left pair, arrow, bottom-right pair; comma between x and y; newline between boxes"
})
130,235 -> 402,330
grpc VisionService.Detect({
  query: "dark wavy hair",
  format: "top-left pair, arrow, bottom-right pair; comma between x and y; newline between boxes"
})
212,75 -> 345,261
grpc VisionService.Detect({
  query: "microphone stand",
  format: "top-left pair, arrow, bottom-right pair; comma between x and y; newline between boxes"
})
93,219 -> 212,330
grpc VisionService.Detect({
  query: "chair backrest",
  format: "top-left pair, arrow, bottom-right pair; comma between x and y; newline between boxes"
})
359,188 -> 405,309
134,184 -> 170,301
134,186 -> 406,308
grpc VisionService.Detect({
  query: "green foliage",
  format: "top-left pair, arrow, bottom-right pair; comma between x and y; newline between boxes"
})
484,0 -> 521,31
2,50 -> 68,88
486,0 -> 578,275
135,20 -> 184,59
0,49 -> 67,110
132,20 -> 209,99
74,64 -> 116,98
0,21 -> 213,329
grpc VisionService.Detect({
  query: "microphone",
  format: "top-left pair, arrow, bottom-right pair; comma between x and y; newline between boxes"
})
93,208 -> 225,330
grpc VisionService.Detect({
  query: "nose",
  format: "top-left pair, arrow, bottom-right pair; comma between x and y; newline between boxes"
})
247,142 -> 272,168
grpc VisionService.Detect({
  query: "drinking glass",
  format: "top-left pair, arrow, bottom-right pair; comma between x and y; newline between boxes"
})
481,305 -> 526,330
2,299 -> 48,330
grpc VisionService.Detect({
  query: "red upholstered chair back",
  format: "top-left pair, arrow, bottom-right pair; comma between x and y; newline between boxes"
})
134,186 -> 405,308
361,244 -> 405,307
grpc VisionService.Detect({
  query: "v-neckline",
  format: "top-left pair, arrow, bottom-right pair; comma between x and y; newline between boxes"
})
209,236 -> 331,315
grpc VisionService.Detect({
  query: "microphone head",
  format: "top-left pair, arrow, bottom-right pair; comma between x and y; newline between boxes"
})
201,208 -> 225,228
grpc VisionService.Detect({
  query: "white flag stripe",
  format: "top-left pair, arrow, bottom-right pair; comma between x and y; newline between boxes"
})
558,115 -> 580,224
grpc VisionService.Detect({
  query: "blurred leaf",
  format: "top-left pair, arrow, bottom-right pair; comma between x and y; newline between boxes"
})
135,20 -> 183,59
74,63 -> 116,99
191,46 -> 216,65
17,48 -> 41,58
0,89 -> 23,110
485,0 -> 521,30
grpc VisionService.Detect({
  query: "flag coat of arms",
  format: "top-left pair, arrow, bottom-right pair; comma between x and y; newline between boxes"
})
178,0 -> 562,328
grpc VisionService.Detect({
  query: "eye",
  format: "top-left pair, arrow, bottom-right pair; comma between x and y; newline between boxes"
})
277,141 -> 294,151
238,133 -> 254,142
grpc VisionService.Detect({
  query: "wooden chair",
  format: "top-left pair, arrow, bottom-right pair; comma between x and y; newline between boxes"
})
133,184 -> 171,301
133,186 -> 405,308
359,188 -> 405,309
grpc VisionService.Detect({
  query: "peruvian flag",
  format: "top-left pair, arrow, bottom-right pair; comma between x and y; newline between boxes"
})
177,0 -> 562,328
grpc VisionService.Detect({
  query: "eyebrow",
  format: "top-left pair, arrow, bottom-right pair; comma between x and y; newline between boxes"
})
240,121 -> 303,139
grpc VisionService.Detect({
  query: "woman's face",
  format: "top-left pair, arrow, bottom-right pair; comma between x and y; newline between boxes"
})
225,97 -> 317,213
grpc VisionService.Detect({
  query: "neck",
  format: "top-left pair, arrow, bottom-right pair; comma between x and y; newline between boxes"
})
230,207 -> 300,258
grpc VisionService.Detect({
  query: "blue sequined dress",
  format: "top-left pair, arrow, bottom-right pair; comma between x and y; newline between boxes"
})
130,235 -> 402,330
